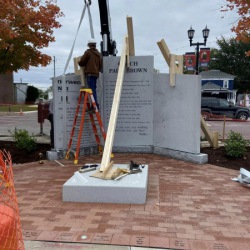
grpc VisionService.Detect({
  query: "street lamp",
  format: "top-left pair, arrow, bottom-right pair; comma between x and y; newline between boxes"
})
187,26 -> 210,74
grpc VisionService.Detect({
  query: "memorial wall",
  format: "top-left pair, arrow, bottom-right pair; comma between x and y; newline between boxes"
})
51,56 -> 206,163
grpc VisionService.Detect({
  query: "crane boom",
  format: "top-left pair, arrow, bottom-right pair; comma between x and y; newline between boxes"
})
97,0 -> 117,56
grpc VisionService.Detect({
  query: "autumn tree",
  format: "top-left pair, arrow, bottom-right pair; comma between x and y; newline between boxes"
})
0,0 -> 63,74
222,0 -> 250,56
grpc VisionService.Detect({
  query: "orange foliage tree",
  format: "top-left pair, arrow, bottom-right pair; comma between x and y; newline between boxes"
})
0,0 -> 64,73
222,0 -> 250,56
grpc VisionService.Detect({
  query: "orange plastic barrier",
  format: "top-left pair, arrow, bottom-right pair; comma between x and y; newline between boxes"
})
0,150 -> 24,250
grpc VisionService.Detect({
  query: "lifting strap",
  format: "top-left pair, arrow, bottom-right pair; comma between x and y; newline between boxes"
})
64,1 -> 95,74
87,2 -> 94,39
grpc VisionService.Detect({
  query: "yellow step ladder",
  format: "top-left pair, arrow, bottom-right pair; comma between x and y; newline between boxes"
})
65,88 -> 106,164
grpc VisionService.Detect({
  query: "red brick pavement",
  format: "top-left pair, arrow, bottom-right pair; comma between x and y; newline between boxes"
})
13,153 -> 250,250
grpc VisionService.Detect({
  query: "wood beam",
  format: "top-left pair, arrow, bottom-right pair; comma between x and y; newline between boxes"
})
157,39 -> 171,66
126,36 -> 130,66
175,55 -> 183,74
200,116 -> 214,147
213,131 -> 219,148
169,54 -> 176,86
100,37 -> 128,172
126,16 -> 135,56
74,57 -> 85,86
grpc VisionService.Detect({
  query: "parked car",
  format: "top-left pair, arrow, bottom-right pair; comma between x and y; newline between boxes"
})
35,98 -> 47,104
201,97 -> 250,121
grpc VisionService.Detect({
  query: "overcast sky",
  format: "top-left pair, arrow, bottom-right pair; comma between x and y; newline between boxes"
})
14,0 -> 238,90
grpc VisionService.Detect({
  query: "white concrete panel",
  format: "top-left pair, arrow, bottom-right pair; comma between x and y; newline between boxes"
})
153,73 -> 201,154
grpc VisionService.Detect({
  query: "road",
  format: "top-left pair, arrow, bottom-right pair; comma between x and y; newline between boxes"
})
204,119 -> 250,140
0,111 -> 50,137
0,112 -> 249,141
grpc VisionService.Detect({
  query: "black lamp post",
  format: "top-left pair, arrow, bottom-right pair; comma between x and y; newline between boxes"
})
187,26 -> 210,75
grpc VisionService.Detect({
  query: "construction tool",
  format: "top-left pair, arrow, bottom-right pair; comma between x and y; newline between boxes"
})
79,164 -> 99,173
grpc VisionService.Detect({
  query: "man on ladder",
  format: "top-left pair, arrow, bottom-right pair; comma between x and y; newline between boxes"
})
78,38 -> 102,111
66,39 -> 104,164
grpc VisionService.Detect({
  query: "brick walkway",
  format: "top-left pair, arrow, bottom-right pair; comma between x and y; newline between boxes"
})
13,153 -> 250,250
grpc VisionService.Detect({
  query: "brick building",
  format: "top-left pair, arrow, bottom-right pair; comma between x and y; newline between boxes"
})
0,73 -> 14,104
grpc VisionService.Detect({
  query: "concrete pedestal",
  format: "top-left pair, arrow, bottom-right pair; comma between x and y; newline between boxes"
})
63,164 -> 148,204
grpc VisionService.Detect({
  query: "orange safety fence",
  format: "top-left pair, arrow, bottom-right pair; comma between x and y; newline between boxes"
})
0,150 -> 24,250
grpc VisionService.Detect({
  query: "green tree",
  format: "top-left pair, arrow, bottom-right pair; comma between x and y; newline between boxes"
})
25,85 -> 39,104
44,86 -> 53,100
209,37 -> 250,93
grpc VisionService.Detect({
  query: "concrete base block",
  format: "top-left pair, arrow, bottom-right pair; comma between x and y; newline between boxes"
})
48,146 -> 208,165
154,147 -> 208,164
47,147 -> 99,161
46,150 -> 60,161
113,146 -> 153,153
63,164 -> 148,204
79,146 -> 99,156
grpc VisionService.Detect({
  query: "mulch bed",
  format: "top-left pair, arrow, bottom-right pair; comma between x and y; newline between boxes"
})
0,141 -> 51,164
201,146 -> 250,171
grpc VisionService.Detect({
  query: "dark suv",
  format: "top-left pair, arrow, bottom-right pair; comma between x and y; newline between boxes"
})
201,97 -> 250,120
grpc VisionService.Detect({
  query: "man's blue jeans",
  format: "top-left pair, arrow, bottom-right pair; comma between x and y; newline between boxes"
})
86,75 -> 99,109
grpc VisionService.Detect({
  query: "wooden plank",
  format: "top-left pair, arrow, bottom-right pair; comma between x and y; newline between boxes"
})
200,115 -> 213,146
169,54 -> 176,87
74,57 -> 85,86
213,131 -> 219,148
157,39 -> 184,74
157,39 -> 170,66
157,39 -> 183,86
100,37 -> 127,172
176,55 -> 183,74
91,161 -> 115,179
126,16 -> 135,56
103,161 -> 115,177
126,36 -> 130,66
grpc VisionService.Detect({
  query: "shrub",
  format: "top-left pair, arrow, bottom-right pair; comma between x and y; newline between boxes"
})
10,128 -> 37,152
25,85 -> 39,104
224,130 -> 250,158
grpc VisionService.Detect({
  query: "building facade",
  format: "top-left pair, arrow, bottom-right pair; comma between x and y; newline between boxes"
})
0,73 -> 14,104
200,70 -> 237,104
13,83 -> 28,104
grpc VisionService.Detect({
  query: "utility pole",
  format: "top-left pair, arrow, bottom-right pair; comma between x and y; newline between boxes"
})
53,56 -> 56,78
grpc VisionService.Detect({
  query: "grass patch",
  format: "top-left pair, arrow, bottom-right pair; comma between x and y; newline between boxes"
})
0,104 -> 37,112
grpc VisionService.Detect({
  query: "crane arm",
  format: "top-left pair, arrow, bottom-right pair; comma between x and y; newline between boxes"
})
97,0 -> 117,56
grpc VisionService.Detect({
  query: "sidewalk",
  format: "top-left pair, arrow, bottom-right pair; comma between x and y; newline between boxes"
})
24,241 -> 154,249
13,153 -> 250,250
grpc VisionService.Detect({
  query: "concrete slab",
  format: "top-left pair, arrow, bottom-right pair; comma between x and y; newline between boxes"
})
63,164 -> 148,204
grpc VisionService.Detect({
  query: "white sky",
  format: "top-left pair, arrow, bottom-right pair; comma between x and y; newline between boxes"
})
14,0 -> 239,90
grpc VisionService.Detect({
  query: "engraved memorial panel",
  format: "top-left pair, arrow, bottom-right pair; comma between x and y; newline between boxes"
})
102,56 -> 154,147
53,75 -> 96,151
